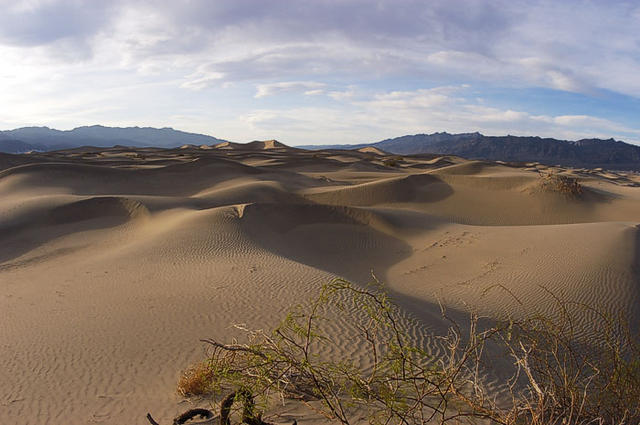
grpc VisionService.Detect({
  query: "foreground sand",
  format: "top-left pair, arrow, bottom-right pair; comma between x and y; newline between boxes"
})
1,143 -> 639,424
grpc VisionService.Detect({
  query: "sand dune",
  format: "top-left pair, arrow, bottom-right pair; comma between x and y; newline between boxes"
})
355,146 -> 389,155
302,173 -> 451,206
244,139 -> 289,150
1,145 -> 639,424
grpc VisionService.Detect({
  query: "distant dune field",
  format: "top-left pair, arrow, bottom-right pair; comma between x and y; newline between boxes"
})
1,143 -> 639,424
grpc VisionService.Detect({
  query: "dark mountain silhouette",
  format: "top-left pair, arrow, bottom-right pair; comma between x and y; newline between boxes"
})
0,137 -> 42,153
0,125 -> 227,153
302,132 -> 640,170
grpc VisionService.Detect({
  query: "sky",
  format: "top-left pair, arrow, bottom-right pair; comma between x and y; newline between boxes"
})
1,0 -> 640,145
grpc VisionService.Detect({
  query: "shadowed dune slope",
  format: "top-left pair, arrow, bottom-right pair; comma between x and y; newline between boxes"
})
303,173 -> 453,206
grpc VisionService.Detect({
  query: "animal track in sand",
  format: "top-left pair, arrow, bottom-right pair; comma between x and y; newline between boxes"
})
456,259 -> 501,287
423,230 -> 480,250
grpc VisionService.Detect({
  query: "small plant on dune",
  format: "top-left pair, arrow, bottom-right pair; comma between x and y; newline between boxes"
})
177,361 -> 217,397
383,156 -> 404,167
538,172 -> 583,197
175,278 -> 639,425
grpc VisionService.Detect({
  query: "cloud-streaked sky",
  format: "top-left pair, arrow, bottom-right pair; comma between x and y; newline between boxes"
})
1,0 -> 639,145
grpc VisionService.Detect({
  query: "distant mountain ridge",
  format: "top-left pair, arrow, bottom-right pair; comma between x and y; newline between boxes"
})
302,132 -> 640,170
0,138 -> 42,153
0,125 -> 227,153
3,126 -> 640,170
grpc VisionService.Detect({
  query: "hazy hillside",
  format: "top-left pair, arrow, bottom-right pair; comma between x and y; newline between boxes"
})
0,137 -> 42,153
0,125 -> 227,153
302,132 -> 640,170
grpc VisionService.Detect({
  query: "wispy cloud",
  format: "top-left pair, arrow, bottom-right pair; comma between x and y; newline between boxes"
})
255,81 -> 325,98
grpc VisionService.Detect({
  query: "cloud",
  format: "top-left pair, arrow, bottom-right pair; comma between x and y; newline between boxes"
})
362,87 -> 462,110
0,0 -> 116,56
1,0 -> 639,96
238,86 -> 640,145
180,72 -> 225,90
254,81 -> 325,98
0,0 -> 639,145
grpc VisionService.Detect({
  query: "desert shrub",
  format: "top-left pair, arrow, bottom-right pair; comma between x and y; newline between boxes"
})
178,278 -> 640,425
490,292 -> 638,424
494,299 -> 640,425
538,172 -> 583,197
178,361 -> 216,396
383,156 -> 404,167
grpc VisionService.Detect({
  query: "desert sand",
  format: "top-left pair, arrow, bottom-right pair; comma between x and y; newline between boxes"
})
1,143 -> 639,424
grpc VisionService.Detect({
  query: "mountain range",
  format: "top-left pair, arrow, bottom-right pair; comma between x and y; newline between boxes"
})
0,125 -> 226,153
304,132 -> 640,170
2,126 -> 640,170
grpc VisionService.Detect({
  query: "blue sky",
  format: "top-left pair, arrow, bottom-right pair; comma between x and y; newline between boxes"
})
1,0 -> 639,145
